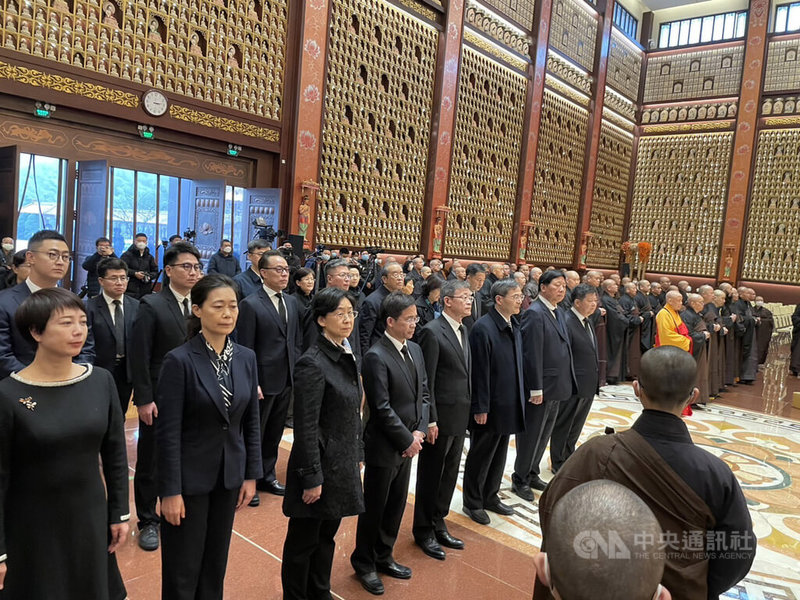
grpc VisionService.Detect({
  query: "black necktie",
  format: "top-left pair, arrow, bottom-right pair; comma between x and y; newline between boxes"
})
182,298 -> 190,318
275,292 -> 287,322
459,324 -> 469,365
113,300 -> 125,356
584,318 -> 595,348
401,345 -> 417,388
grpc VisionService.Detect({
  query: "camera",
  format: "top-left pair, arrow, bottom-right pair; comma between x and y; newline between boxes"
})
183,228 -> 197,244
365,246 -> 383,255
252,217 -> 285,244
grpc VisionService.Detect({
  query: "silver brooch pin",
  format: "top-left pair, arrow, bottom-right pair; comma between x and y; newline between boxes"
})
18,397 -> 36,411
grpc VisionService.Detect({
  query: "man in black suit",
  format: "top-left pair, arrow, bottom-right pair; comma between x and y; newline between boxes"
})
358,261 -> 405,355
81,236 -> 116,297
0,229 -> 95,379
413,280 -> 472,560
86,257 -> 139,416
236,250 -> 303,505
233,239 -> 270,299
476,263 -> 503,316
351,292 -> 430,595
513,270 -> 575,500
550,284 -> 599,474
131,241 -> 202,551
461,263 -> 486,332
462,279 -> 525,525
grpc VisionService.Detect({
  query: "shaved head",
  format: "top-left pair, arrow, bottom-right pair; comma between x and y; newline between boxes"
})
638,346 -> 697,410
546,480 -> 665,600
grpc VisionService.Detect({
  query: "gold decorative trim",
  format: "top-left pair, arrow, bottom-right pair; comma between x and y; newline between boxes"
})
546,53 -> 592,94
641,121 -> 733,134
465,0 -> 531,56
463,30 -> 529,72
544,75 -> 590,108
0,60 -> 139,108
170,105 -> 280,142
394,0 -> 438,21
602,108 -> 635,133
763,116 -> 800,127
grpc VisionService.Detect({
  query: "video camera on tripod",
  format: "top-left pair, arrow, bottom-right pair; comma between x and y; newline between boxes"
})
252,217 -> 285,245
183,228 -> 197,244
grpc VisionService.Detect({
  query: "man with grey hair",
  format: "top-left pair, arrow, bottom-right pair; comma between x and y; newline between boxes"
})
446,259 -> 462,281
534,480 -> 670,600
429,258 -> 445,281
359,261 -> 406,354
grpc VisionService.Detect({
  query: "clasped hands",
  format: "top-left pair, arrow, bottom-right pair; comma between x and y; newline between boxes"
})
402,430 -> 425,458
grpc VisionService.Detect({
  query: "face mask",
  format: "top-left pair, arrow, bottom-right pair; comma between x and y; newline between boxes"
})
222,247 -> 231,254
331,252 -> 339,259
756,300 -> 763,306
135,242 -> 147,250
2,244 -> 13,252
361,254 -> 369,261
322,254 -> 331,261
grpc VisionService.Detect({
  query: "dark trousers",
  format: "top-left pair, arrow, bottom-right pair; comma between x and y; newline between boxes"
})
112,360 -> 133,417
134,417 -> 159,528
413,433 -> 465,540
282,517 -> 341,600
550,396 -> 593,471
462,429 -> 509,510
513,400 -> 559,485
260,386 -> 292,482
160,484 -> 239,600
351,459 -> 412,575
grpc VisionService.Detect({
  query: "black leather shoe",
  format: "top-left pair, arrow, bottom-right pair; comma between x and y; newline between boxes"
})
485,501 -> 515,516
356,571 -> 384,595
463,506 -> 490,525
435,530 -> 464,550
376,560 -> 412,579
257,479 -> 285,496
138,524 -> 159,551
248,493 -> 260,507
530,476 -> 548,491
416,537 -> 446,560
512,481 -> 534,501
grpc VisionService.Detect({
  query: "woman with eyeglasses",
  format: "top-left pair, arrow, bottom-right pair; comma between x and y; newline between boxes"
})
156,274 -> 262,600
281,287 -> 364,600
291,267 -> 316,315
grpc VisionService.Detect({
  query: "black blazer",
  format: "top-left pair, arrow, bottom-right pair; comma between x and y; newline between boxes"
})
412,296 -> 436,343
283,337 -> 365,520
302,304 -> 362,366
131,286 -> 189,406
156,335 -> 262,497
236,286 -> 303,396
468,308 -> 525,435
564,309 -> 599,399
85,293 -> 139,379
520,299 -> 576,403
417,316 -> 471,437
0,282 -> 95,379
358,285 -> 389,356
362,335 -> 430,467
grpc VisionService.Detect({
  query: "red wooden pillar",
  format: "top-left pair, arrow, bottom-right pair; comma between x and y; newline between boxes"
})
573,0 -> 614,268
511,0 -> 554,265
421,0 -> 466,258
717,0 -> 770,282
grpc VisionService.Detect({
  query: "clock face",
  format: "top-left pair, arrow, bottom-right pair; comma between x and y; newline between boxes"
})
142,90 -> 168,117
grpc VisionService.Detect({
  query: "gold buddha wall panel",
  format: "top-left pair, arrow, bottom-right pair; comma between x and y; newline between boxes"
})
549,0 -> 597,72
606,28 -> 642,103
643,46 -> 744,104
587,119 -> 633,268
764,39 -> 800,93
315,0 -> 437,252
444,46 -> 527,260
629,132 -> 733,276
0,0 -> 287,119
741,128 -> 800,283
527,87 -> 589,266
474,0 -> 534,30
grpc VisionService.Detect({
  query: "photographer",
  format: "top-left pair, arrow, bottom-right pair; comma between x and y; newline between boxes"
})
121,233 -> 158,299
82,236 -> 117,297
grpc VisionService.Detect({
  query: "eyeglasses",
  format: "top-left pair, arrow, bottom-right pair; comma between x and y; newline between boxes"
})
447,294 -> 474,303
331,271 -> 352,279
170,262 -> 202,272
33,250 -> 72,263
399,316 -> 420,324
101,276 -> 129,283
509,294 -> 524,301
263,267 -> 290,274
330,311 -> 358,321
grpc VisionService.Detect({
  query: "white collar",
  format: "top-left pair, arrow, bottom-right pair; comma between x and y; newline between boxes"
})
103,291 -> 124,307
263,285 -> 285,298
571,306 -> 588,323
442,311 -> 463,335
25,278 -> 43,294
171,288 -> 191,305
538,296 -> 557,312
384,331 -> 408,354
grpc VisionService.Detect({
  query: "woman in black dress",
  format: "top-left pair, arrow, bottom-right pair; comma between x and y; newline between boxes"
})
156,274 -> 262,600
0,288 -> 129,599
282,287 -> 364,600
291,267 -> 315,315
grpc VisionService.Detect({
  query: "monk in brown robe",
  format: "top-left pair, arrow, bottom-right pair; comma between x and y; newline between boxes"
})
752,296 -> 774,366
683,294 -> 711,405
535,347 -> 755,600
619,282 -> 643,379
701,287 -> 725,400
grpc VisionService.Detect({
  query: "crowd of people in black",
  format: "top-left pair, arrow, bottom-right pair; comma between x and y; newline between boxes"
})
0,230 -> 763,600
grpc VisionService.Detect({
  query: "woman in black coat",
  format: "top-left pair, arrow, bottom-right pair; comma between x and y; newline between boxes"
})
291,267 -> 315,315
156,274 -> 262,600
413,276 -> 442,342
282,287 -> 364,600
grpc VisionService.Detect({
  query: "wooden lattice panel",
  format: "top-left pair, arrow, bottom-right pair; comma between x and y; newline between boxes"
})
607,28 -> 642,102
742,128 -> 800,283
629,132 -> 733,276
643,46 -> 744,104
315,0 -> 437,252
526,87 -> 588,265
587,120 -> 633,268
549,0 -> 597,72
764,39 -> 800,93
444,46 -> 527,260
0,0 -> 287,119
